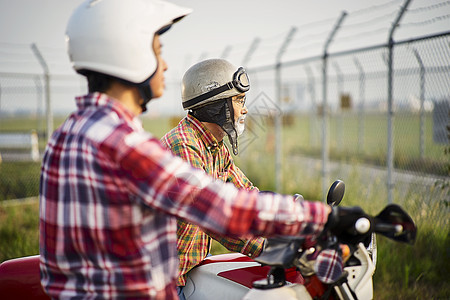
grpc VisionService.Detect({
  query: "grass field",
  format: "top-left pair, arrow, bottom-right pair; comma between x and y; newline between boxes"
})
0,114 -> 448,299
0,111 -> 447,171
1,171 -> 448,299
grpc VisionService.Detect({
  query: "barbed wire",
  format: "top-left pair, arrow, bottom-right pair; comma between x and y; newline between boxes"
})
348,0 -> 402,16
0,50 -> 33,58
288,0 -> 402,31
407,0 -> 450,13
0,42 -> 72,70
334,27 -> 391,43
290,17 -> 336,31
1,1 -> 448,74
401,14 -> 450,27
0,41 -> 32,47
231,1 -> 405,61
0,42 -> 65,53
285,40 -> 326,53
290,28 -> 333,44
255,1 -> 449,58
0,59 -> 41,65
197,29 -> 294,59
0,46 -> 34,55
341,12 -> 397,29
248,50 -> 280,62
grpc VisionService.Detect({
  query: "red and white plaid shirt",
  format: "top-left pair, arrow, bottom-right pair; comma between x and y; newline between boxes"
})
39,92 -> 330,299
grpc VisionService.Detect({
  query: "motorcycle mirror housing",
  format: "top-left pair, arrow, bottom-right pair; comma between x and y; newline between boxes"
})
374,204 -> 417,244
327,180 -> 345,207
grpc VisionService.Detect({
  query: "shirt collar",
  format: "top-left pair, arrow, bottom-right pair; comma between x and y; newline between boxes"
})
186,114 -> 222,149
76,92 -> 141,127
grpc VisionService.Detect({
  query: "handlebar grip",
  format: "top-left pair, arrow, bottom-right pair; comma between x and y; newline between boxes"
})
355,218 -> 371,234
374,223 -> 403,233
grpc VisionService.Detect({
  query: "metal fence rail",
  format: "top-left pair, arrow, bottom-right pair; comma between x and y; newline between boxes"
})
240,31 -> 449,202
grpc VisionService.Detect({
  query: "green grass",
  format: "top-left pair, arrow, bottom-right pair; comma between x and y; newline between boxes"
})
0,114 -> 448,299
2,177 -> 448,299
279,112 -> 447,176
0,162 -> 41,200
1,168 -> 448,299
1,112 -> 447,176
0,200 -> 40,261
231,147 -> 449,299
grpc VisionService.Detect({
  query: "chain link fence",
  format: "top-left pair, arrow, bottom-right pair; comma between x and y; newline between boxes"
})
0,71 -> 86,200
0,1 -> 448,207
240,32 -> 449,207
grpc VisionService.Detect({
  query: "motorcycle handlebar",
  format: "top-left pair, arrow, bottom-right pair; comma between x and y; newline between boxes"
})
374,223 -> 403,233
355,218 -> 371,234
355,217 -> 404,235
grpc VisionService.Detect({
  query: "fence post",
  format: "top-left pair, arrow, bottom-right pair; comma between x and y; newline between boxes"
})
333,62 -> 344,151
353,58 -> 366,154
34,76 -> 45,137
386,0 -> 412,204
275,27 -> 297,192
31,43 -> 52,142
220,45 -> 232,60
241,38 -> 261,160
305,65 -> 318,148
321,11 -> 347,202
198,52 -> 208,62
412,48 -> 426,158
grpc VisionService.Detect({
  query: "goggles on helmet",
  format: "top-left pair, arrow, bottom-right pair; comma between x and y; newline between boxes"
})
182,67 -> 250,109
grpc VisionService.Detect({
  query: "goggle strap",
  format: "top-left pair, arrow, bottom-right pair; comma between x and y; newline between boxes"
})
183,82 -> 234,109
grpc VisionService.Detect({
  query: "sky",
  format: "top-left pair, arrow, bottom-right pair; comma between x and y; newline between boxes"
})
0,0 -> 448,114
0,0 -> 447,73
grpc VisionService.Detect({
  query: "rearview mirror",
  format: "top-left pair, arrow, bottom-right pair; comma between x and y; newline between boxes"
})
374,204 -> 417,244
327,180 -> 345,207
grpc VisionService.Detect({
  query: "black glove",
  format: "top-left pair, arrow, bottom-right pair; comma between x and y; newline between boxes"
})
325,206 -> 373,246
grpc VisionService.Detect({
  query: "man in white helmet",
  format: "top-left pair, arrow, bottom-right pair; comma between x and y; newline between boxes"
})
39,0 -> 372,299
161,59 -> 264,297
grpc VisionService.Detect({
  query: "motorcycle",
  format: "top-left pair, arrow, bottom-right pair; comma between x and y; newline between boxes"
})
0,180 -> 416,300
182,180 -> 416,300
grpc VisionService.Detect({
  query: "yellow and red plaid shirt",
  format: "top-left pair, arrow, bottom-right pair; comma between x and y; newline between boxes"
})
161,114 -> 265,286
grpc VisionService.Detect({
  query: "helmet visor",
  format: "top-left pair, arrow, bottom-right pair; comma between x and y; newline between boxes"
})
233,67 -> 250,93
183,67 -> 250,110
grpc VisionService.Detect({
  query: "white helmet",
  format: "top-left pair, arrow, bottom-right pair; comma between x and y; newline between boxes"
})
66,0 -> 192,84
182,59 -> 250,110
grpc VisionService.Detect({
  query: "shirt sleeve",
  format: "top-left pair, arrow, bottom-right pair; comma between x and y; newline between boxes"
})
164,139 -> 205,171
224,152 -> 258,191
116,131 -> 330,240
207,231 -> 265,257
169,139 -> 264,255
203,148 -> 264,255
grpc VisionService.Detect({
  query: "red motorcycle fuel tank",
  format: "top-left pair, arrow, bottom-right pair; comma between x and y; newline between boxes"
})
0,255 -> 50,300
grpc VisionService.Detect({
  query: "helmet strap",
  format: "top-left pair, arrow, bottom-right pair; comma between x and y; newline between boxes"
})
137,77 -> 153,113
224,98 -> 239,155
135,61 -> 160,113
190,99 -> 239,155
